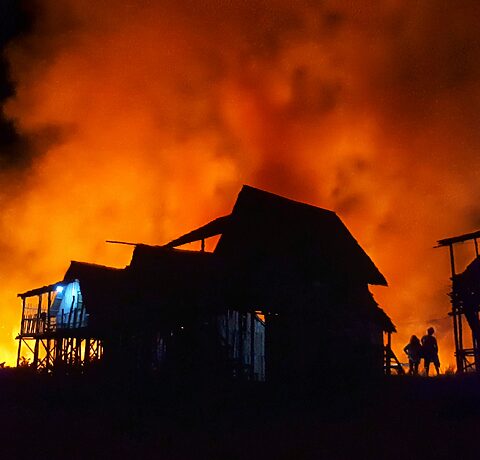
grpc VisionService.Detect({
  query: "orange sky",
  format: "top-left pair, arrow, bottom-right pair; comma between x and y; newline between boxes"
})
1,0 -> 480,368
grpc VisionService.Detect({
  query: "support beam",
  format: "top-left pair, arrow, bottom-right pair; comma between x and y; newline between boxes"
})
448,244 -> 464,373
16,297 -> 26,367
250,312 -> 255,380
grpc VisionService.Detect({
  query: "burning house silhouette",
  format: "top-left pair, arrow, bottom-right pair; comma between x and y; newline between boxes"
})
16,185 -> 395,381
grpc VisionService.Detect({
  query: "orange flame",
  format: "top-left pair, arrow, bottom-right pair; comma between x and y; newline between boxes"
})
1,1 -> 480,368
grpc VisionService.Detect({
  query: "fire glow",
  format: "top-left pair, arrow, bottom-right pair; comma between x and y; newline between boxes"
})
1,1 -> 480,367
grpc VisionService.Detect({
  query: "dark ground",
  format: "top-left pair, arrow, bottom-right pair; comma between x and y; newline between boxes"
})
0,370 -> 479,459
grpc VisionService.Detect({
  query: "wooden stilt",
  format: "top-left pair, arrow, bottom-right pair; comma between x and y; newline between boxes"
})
16,298 -> 26,367
385,332 -> 392,376
250,312 -> 255,380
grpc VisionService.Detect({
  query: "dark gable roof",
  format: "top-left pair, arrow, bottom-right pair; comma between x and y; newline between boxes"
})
128,245 -> 215,295
129,244 -> 213,272
63,261 -> 127,331
63,261 -> 123,281
213,185 -> 387,286
127,245 -> 222,319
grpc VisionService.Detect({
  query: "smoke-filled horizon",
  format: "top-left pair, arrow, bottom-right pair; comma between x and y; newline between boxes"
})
1,0 -> 480,366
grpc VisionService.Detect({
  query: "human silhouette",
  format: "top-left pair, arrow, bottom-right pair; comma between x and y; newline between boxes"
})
421,327 -> 440,376
403,335 -> 422,375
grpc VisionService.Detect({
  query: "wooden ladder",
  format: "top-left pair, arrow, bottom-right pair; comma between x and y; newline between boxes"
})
384,344 -> 406,375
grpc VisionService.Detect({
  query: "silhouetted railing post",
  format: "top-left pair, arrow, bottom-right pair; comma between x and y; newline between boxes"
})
16,297 -> 26,367
385,332 -> 392,376
33,294 -> 42,369
250,312 -> 255,380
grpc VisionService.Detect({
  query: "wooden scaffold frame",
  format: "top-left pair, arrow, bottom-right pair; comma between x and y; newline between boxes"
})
436,230 -> 480,373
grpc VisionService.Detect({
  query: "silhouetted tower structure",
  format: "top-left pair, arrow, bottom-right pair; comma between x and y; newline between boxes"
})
437,230 -> 480,373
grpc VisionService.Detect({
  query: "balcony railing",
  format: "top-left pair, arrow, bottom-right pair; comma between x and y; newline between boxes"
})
20,308 -> 88,335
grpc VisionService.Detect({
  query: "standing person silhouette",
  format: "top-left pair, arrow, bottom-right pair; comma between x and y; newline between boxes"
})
403,335 -> 422,375
421,327 -> 440,376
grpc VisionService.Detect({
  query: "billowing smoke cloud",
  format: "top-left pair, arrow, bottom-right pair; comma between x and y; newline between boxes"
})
1,0 -> 480,366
